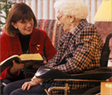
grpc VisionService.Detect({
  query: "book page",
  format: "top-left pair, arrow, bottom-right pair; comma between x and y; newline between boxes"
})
20,53 -> 43,61
0,55 -> 19,66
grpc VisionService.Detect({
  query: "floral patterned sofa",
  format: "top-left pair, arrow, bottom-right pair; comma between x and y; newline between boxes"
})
37,19 -> 64,51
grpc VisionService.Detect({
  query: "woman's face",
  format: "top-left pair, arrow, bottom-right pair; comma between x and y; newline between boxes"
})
12,18 -> 34,35
57,11 -> 72,32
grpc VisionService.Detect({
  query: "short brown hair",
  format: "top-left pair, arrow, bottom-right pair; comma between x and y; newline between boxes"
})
6,3 -> 37,36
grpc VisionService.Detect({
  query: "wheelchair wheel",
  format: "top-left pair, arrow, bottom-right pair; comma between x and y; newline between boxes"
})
83,86 -> 100,95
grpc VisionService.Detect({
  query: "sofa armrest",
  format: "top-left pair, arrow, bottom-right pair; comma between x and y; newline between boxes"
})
37,19 -> 64,50
95,22 -> 112,59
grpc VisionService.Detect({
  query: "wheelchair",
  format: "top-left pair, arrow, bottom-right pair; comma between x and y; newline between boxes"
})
35,33 -> 112,95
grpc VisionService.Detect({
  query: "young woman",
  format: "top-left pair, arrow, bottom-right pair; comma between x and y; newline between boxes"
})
0,3 -> 56,94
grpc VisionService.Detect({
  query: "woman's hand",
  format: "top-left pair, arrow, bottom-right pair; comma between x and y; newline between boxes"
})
9,60 -> 24,74
21,81 -> 38,90
21,77 -> 43,90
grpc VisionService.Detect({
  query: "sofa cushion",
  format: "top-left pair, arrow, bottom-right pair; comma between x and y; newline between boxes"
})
37,19 -> 64,50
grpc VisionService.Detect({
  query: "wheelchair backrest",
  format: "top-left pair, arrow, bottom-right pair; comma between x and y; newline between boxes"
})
100,33 -> 112,67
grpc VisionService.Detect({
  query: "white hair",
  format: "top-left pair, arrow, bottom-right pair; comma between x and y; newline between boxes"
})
54,0 -> 88,19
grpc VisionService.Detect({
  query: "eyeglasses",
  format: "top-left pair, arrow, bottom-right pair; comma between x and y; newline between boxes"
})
57,15 -> 63,20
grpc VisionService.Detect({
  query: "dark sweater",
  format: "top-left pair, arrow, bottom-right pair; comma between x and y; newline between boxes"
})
18,32 -> 31,54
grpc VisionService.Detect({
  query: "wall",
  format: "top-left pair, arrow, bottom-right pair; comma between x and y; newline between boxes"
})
15,0 -> 102,24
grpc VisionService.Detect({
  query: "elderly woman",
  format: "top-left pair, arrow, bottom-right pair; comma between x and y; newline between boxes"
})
3,0 -> 103,95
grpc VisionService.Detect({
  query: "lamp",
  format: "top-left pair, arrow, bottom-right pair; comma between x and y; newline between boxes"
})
94,0 -> 112,21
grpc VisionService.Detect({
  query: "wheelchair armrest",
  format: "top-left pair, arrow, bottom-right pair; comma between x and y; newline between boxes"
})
35,66 -> 70,79
35,66 -> 112,81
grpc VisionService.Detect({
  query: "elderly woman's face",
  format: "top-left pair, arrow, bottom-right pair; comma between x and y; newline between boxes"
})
57,12 -> 73,32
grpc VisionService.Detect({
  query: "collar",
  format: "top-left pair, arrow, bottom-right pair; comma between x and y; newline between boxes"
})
70,19 -> 87,35
29,28 -> 40,45
70,19 -> 88,44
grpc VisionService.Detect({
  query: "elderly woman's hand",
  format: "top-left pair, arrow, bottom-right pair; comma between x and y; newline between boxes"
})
21,77 -> 43,90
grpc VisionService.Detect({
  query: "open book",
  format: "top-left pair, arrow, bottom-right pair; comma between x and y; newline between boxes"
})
0,53 -> 43,73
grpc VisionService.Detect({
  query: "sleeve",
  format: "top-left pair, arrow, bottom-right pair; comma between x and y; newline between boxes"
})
44,34 -> 57,60
0,35 -> 10,62
0,67 -> 20,79
54,44 -> 93,73
53,28 -> 103,73
0,34 -> 20,79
